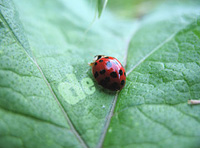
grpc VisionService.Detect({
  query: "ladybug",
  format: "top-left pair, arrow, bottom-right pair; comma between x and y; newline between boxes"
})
90,55 -> 126,91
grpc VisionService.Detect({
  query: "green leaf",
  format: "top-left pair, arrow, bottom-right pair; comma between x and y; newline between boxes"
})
98,0 -> 108,18
0,0 -> 200,148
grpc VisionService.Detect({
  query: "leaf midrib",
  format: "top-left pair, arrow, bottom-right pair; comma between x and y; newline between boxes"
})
0,10 -> 88,148
96,23 -> 140,148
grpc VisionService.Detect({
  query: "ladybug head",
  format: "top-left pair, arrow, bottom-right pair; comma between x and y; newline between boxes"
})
94,55 -> 106,61
89,55 -> 107,67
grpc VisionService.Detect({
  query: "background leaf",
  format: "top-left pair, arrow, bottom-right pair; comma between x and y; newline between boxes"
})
0,0 -> 200,148
98,0 -> 108,18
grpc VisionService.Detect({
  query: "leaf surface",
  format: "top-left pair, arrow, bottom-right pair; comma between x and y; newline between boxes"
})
0,0 -> 200,148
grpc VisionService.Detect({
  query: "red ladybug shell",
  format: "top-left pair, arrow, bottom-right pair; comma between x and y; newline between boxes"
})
91,55 -> 126,91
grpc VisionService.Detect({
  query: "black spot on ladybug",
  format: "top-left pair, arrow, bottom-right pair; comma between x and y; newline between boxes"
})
124,72 -> 126,77
99,60 -> 103,62
110,72 -> 117,78
106,61 -> 112,68
97,55 -> 102,60
94,72 -> 98,78
119,70 -> 123,76
105,77 -> 110,82
111,82 -> 120,90
121,80 -> 125,86
100,69 -> 106,74
95,62 -> 97,66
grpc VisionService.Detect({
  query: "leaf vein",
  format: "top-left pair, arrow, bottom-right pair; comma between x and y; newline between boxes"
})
0,68 -> 41,79
126,32 -> 176,76
97,24 -> 139,147
0,106 -> 67,129
137,107 -> 199,138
